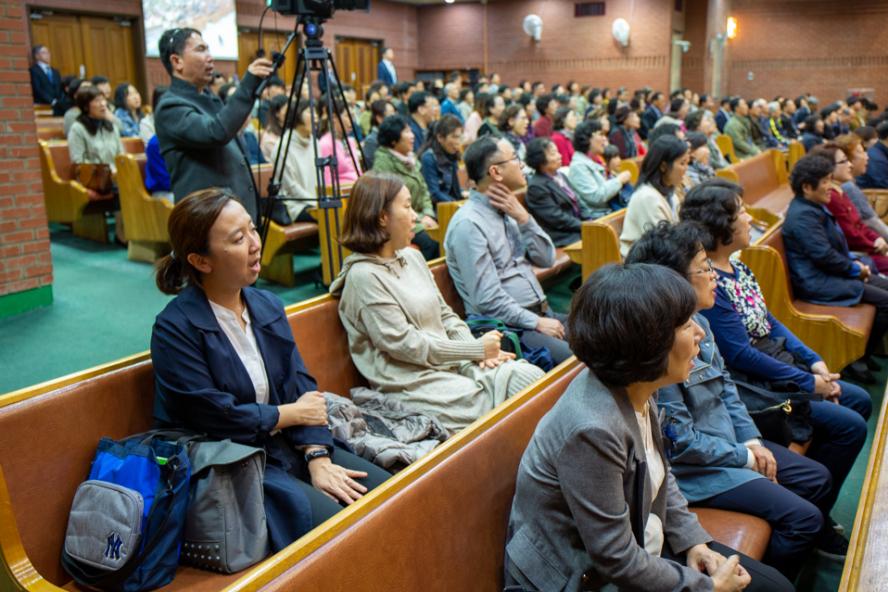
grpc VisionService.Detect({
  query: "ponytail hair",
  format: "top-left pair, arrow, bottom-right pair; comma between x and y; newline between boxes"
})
154,188 -> 234,294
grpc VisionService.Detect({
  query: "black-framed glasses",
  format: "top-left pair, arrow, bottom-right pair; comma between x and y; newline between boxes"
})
490,154 -> 520,167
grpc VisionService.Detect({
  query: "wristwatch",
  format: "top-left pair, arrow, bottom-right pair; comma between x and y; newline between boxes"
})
304,447 -> 331,464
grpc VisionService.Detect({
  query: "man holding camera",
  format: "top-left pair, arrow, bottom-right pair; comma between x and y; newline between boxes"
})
155,28 -> 273,223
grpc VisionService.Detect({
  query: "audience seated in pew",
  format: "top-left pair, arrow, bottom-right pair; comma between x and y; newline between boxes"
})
144,86 -> 173,201
532,94 -> 558,139
602,144 -> 635,209
836,133 -> 888,240
609,105 -> 647,159
685,132 -> 716,187
567,119 -> 632,219
724,98 -> 763,160
801,115 -> 826,152
620,135 -> 690,256
273,101 -> 320,223
498,104 -> 530,162
857,120 -> 888,189
330,173 -> 543,433
371,114 -> 439,260
419,114 -> 464,205
681,180 -> 871,524
150,188 -> 389,553
810,143 -> 888,273
361,98 -> 395,170
445,136 -> 573,365
477,93 -> 506,139
259,93 -> 289,164
112,82 -> 144,138
686,109 -> 729,170
406,90 -> 436,152
67,84 -> 124,173
783,154 -> 888,363
525,137 -> 593,247
505,263 -> 792,592
318,96 -> 362,186
550,106 -> 578,166
625,220 -> 841,578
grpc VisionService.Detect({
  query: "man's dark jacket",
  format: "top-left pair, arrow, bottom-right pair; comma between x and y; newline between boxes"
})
29,63 -> 63,115
155,73 -> 261,221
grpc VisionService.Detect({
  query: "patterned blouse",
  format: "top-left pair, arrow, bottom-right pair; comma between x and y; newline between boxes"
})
717,260 -> 771,339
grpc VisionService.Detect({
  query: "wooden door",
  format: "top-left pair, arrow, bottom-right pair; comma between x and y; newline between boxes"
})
80,17 -> 139,90
238,30 -> 299,87
29,14 -> 140,93
29,14 -> 85,80
334,38 -> 379,97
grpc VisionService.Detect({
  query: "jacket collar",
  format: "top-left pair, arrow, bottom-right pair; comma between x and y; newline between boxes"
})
176,285 -> 280,331
585,371 -> 649,464
792,194 -> 834,218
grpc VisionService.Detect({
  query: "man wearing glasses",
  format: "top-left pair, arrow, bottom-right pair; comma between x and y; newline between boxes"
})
444,136 -> 572,365
155,28 -> 273,223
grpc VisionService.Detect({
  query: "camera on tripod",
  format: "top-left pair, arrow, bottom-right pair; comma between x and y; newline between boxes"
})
268,0 -> 370,19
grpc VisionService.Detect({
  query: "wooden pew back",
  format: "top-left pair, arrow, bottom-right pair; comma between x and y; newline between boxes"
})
579,209 -> 626,280
115,153 -> 173,261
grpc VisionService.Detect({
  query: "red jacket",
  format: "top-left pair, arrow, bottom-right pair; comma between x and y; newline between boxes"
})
551,131 -> 575,166
826,186 -> 878,252
532,115 -> 553,139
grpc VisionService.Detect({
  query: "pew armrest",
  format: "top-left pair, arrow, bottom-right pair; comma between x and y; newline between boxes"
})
580,218 -> 621,280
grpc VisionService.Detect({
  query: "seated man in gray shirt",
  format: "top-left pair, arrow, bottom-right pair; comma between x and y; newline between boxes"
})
444,136 -> 572,363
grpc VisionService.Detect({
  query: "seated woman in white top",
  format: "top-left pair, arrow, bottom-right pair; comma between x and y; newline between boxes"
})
274,101 -> 319,223
619,135 -> 690,256
330,173 -> 544,433
67,85 -> 124,173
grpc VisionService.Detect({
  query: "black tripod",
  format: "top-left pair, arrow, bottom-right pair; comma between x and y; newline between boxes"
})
256,16 -> 365,285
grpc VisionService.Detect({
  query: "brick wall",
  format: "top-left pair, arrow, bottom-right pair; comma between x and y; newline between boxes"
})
727,0 -> 888,102
681,0 -> 708,94
418,0 -> 674,94
0,1 -> 53,299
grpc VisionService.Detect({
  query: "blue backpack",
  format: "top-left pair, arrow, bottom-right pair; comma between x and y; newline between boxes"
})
61,431 -> 193,591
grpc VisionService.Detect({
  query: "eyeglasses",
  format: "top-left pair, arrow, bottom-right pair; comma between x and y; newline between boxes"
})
688,258 -> 715,278
490,154 -> 520,167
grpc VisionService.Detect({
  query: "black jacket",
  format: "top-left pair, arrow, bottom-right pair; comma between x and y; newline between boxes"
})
525,173 -> 592,247
420,148 -> 462,204
29,63 -> 63,115
155,74 -> 261,222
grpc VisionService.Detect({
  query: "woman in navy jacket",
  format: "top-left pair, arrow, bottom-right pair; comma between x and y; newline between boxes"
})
151,188 -> 389,553
782,154 -> 888,361
419,115 -> 464,204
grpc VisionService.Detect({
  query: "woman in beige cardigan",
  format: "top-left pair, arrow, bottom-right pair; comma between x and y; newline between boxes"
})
619,135 -> 690,257
330,173 -> 545,433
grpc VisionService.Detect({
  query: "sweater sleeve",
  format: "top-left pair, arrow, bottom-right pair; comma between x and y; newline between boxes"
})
700,288 -> 816,392
568,159 -> 622,208
354,267 -> 486,365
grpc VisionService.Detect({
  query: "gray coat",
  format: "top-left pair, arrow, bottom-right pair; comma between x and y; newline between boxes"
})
155,74 -> 261,222
505,369 -> 713,592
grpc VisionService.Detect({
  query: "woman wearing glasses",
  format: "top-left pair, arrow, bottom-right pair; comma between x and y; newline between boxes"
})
679,179 -> 871,559
810,143 -> 888,272
625,221 -> 834,580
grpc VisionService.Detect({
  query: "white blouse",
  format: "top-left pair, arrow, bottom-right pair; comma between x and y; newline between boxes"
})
635,402 -> 666,557
209,300 -> 270,405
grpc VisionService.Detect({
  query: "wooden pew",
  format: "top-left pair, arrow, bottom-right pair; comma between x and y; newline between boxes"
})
0,260 -> 770,592
740,222 -> 874,371
37,127 -> 65,141
115,153 -> 174,262
839,381 -> 888,591
617,156 -> 642,185
38,140 -> 114,243
121,137 -> 145,154
250,164 -> 320,287
787,140 -> 805,172
715,133 -> 739,165
576,209 -> 626,280
864,188 -> 888,225
716,149 -> 793,219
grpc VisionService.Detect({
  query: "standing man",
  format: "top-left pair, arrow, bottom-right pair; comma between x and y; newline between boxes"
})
29,45 -> 64,115
155,28 -> 272,223
377,47 -> 397,86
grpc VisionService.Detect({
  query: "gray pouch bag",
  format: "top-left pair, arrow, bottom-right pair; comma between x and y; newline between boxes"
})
180,440 -> 269,573
63,480 -> 144,571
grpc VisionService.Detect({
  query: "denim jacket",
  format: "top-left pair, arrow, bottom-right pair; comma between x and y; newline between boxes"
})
656,314 -> 764,503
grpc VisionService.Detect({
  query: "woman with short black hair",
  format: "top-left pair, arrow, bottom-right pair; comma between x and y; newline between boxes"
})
419,115 -> 464,204
371,115 -> 439,259
609,105 -> 647,159
113,82 -> 143,138
506,263 -> 790,591
525,137 -> 592,246
331,173 -> 543,432
619,135 -> 690,256
567,119 -> 632,219
550,106 -> 578,166
626,219 -> 838,578
68,85 -> 124,171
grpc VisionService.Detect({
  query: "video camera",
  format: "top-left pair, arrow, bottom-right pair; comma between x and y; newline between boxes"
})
268,0 -> 370,19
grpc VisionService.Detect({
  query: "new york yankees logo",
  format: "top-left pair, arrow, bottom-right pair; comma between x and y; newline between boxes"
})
104,532 -> 123,561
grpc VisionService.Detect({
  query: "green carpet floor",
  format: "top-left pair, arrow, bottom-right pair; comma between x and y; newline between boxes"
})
0,230 -> 882,591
